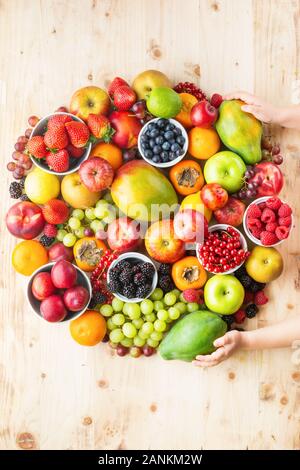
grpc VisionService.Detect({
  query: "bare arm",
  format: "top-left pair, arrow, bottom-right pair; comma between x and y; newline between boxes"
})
193,314 -> 300,368
224,91 -> 300,130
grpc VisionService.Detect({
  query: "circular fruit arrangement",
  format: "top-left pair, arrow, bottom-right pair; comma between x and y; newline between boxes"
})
5,70 -> 292,362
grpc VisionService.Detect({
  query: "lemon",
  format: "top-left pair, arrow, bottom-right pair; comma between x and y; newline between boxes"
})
146,87 -> 182,118
25,167 -> 60,204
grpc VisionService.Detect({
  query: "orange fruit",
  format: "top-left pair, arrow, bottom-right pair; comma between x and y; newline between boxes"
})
12,240 -> 48,276
90,142 -> 123,170
70,310 -> 107,346
175,93 -> 198,128
188,127 -> 220,159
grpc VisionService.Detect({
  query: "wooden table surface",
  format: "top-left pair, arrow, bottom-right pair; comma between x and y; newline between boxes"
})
0,0 -> 300,451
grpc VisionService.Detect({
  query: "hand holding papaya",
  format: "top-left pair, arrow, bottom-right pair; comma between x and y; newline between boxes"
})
192,330 -> 242,368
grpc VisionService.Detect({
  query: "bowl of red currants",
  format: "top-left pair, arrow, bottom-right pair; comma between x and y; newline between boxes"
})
196,224 -> 249,275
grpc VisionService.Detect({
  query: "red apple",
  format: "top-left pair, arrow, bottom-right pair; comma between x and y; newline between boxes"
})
107,217 -> 141,253
40,295 -> 67,322
174,209 -> 208,243
79,157 -> 114,192
6,201 -> 45,239
51,260 -> 77,289
63,285 -> 89,312
190,100 -> 218,128
249,162 -> 284,197
109,111 -> 142,149
214,197 -> 246,227
32,272 -> 56,301
201,183 -> 228,211
48,242 -> 74,262
145,219 -> 186,263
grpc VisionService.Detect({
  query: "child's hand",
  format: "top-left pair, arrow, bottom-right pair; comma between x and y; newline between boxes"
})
192,330 -> 242,368
224,91 -> 278,123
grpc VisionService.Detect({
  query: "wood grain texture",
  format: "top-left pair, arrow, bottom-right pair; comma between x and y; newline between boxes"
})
0,0 -> 300,450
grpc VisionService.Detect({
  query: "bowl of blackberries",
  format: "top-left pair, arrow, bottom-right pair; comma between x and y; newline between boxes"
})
107,252 -> 158,302
138,118 -> 188,168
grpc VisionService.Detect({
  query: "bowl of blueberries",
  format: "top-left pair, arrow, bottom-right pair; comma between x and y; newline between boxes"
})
138,117 -> 188,168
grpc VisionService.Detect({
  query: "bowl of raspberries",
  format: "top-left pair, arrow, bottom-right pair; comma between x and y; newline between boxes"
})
107,252 -> 158,302
243,196 -> 293,247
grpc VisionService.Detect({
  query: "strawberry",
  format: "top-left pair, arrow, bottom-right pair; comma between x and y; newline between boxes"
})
46,149 -> 69,172
260,230 -> 278,246
42,199 -> 69,224
26,135 -> 47,159
247,218 -> 262,229
108,77 -> 129,98
247,204 -> 262,219
265,222 -> 277,232
47,114 -> 73,131
278,216 -> 292,227
87,114 -> 114,141
266,197 -> 281,211
261,208 -> 276,223
44,223 -> 58,238
254,290 -> 269,306
65,121 -> 90,148
66,144 -> 85,158
234,309 -> 246,324
278,203 -> 292,217
275,226 -> 290,240
44,124 -> 69,150
113,86 -> 137,111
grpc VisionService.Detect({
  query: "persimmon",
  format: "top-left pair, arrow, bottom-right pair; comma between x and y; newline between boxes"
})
171,256 -> 207,291
73,237 -> 107,272
169,160 -> 204,196
175,93 -> 198,128
70,310 -> 107,346
90,142 -> 123,170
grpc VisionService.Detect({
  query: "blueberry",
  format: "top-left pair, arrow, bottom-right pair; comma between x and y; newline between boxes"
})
149,139 -> 155,148
176,135 -> 185,145
148,123 -> 155,131
166,123 -> 175,131
168,152 -> 177,160
141,142 -> 149,150
169,139 -> 176,145
152,156 -> 161,163
162,141 -> 171,151
160,151 -> 169,162
164,130 -> 175,141
175,149 -> 182,157
144,150 -> 153,159
157,118 -> 168,128
150,128 -> 159,138
153,145 -> 162,154
141,134 -> 148,143
174,127 -> 182,136
171,142 -> 180,152
155,135 -> 164,145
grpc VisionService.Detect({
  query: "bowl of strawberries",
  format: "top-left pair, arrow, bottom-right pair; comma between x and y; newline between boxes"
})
243,196 -> 293,247
27,112 -> 92,175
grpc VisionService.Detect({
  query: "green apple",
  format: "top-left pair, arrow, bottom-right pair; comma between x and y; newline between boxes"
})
204,274 -> 244,315
132,70 -> 173,100
246,246 -> 283,283
204,151 -> 246,193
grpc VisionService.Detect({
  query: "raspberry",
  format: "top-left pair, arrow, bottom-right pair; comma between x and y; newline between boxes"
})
261,208 -> 276,223
210,93 -> 223,108
243,291 -> 254,305
278,216 -> 292,227
278,203 -> 292,217
248,218 -> 262,229
254,290 -> 269,306
275,226 -> 290,240
250,227 -> 263,239
265,222 -> 277,233
182,289 -> 203,303
266,197 -> 281,211
247,204 -> 262,219
260,230 -> 278,246
258,202 -> 266,210
234,309 -> 246,324
44,223 -> 58,238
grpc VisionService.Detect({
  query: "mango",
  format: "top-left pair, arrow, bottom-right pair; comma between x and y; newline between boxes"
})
111,160 -> 178,221
180,191 -> 212,222
159,310 -> 227,362
216,99 -> 262,164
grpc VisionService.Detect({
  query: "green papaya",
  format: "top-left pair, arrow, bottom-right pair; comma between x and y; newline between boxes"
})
159,310 -> 227,362
216,99 -> 262,164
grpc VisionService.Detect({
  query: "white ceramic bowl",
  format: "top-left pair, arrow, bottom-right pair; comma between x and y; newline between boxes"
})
30,112 -> 91,175
243,196 -> 294,247
107,252 -> 158,303
27,262 -> 92,323
137,117 -> 188,168
196,224 -> 248,275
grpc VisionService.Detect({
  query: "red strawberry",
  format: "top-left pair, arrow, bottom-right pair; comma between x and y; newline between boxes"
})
26,135 -> 47,159
113,86 -> 137,111
261,208 -> 276,223
278,203 -> 292,217
275,226 -> 290,240
265,222 -> 277,232
278,216 -> 292,227
247,204 -> 262,219
254,290 -> 269,306
108,77 -> 129,98
65,121 -> 90,148
66,144 -> 85,158
250,226 -> 263,239
243,291 -> 254,305
247,218 -> 262,229
87,114 -> 115,141
265,197 -> 281,211
260,230 -> 278,246
234,309 -> 246,324
48,114 -> 73,131
43,199 -> 69,224
44,223 -> 58,238
46,149 -> 69,172
44,124 -> 69,150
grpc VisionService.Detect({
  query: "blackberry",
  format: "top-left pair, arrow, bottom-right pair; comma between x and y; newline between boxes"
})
133,272 -> 147,285
158,275 -> 174,293
119,268 -> 132,285
107,279 -> 121,293
239,274 -> 253,289
9,181 -> 22,199
40,235 -> 55,247
20,194 -> 30,201
158,263 -> 170,275
248,281 -> 266,293
19,177 -> 26,189
234,265 -> 247,280
88,291 -> 107,308
222,315 -> 235,329
132,264 -> 141,274
116,260 -> 131,271
136,284 -> 152,299
109,267 -> 120,282
246,303 -> 259,319
140,262 -> 155,278
122,284 -> 137,299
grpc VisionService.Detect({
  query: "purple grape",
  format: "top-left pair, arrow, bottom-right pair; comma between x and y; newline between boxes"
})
84,228 -> 94,237
272,144 -> 280,155
273,154 -> 283,165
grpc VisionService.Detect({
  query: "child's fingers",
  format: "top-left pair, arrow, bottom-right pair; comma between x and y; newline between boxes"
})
241,104 -> 267,121
223,91 -> 257,104
192,359 -> 221,368
196,347 -> 226,363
